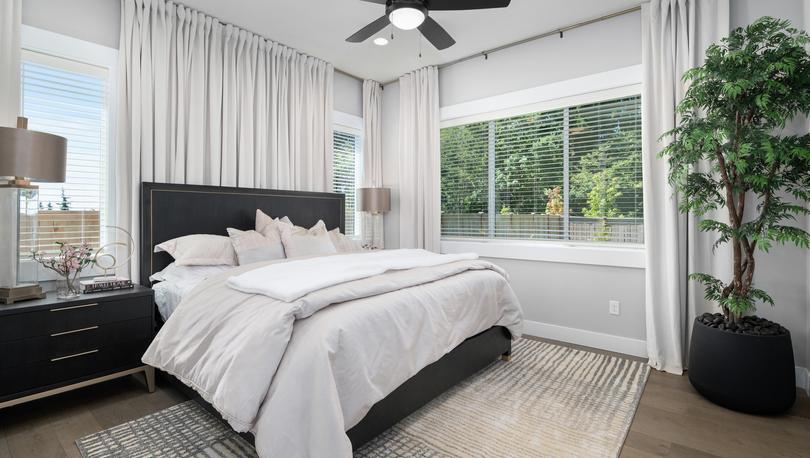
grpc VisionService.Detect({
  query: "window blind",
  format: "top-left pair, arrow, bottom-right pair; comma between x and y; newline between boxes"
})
440,95 -> 643,245
333,130 -> 361,236
20,50 -> 109,253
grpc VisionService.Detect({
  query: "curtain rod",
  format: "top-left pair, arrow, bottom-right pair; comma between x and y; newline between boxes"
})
381,4 -> 642,86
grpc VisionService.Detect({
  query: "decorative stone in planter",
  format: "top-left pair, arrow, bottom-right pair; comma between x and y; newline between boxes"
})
688,314 -> 795,415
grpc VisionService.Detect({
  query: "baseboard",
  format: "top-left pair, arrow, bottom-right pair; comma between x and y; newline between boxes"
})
522,320 -> 648,358
797,366 -> 810,394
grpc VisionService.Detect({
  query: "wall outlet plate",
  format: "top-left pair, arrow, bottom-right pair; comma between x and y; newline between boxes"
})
609,300 -> 620,315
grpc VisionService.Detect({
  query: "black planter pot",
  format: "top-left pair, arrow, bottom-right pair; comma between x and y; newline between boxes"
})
688,317 -> 795,414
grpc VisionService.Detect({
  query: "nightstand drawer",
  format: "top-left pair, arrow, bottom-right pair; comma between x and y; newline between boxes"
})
0,317 -> 153,370
0,296 -> 152,341
0,339 -> 149,397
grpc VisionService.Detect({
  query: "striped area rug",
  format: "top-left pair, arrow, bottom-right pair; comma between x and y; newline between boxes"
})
77,339 -> 648,457
355,338 -> 649,457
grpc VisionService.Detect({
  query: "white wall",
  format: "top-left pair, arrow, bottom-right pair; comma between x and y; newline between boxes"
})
382,11 -> 646,347
806,0 -> 810,391
334,70 -> 363,117
22,0 -> 120,49
439,11 -> 642,107
728,0 -> 810,374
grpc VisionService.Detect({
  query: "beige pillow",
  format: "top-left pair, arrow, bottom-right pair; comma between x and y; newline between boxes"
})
280,220 -> 337,258
154,234 -> 237,266
329,229 -> 365,253
255,209 -> 292,239
227,228 -> 285,265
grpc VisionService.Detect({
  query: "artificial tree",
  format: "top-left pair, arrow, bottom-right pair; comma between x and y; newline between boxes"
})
662,17 -> 810,326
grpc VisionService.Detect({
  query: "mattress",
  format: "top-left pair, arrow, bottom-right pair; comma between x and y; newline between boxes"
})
153,280 -> 196,321
151,263 -> 233,320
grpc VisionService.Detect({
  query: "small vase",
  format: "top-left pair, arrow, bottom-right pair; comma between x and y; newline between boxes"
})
56,274 -> 81,299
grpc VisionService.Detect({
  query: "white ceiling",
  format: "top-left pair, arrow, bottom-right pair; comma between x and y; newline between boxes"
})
181,0 -> 641,82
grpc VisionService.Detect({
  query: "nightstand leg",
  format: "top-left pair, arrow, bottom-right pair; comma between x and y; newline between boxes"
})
144,366 -> 156,393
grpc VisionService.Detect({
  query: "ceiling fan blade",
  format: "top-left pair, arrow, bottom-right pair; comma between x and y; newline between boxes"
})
346,15 -> 390,43
418,17 -> 456,50
358,0 -> 387,4
427,0 -> 511,10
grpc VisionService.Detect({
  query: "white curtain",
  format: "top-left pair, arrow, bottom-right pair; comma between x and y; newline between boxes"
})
397,66 -> 440,252
642,0 -> 729,374
361,79 -> 384,249
117,0 -> 334,280
0,0 -> 20,127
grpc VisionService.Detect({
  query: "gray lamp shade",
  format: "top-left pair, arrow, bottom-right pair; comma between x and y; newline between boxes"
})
359,187 -> 391,213
0,126 -> 67,182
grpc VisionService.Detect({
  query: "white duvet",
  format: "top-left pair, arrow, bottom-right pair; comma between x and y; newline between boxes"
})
142,250 -> 523,457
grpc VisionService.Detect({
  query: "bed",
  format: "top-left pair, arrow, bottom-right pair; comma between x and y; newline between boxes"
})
139,182 -> 522,456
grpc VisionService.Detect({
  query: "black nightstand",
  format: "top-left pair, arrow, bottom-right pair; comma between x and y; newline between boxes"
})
0,285 -> 155,409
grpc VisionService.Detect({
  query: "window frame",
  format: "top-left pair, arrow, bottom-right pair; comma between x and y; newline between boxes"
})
332,111 -> 363,239
439,65 -> 645,268
20,26 -> 118,279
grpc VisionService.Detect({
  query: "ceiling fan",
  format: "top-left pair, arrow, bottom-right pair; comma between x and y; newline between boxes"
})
346,0 -> 512,51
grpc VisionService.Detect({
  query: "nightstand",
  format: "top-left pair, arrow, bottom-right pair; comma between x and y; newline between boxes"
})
0,285 -> 155,409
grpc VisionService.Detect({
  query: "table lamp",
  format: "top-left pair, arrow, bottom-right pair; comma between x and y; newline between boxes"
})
359,187 -> 391,214
359,187 -> 390,250
0,117 -> 67,304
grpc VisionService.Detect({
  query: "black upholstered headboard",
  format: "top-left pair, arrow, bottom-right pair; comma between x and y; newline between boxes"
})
139,182 -> 345,286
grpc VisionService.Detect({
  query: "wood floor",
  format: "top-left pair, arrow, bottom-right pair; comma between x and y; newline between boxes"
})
0,355 -> 807,457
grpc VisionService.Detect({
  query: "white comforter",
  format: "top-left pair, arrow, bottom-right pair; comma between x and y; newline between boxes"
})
227,249 -> 478,301
142,250 -> 523,457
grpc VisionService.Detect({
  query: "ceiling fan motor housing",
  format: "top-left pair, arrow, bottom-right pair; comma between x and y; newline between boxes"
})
386,0 -> 429,19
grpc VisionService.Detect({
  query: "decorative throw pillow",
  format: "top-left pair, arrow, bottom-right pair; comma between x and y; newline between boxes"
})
154,234 -> 237,266
255,209 -> 292,239
328,228 -> 365,253
227,228 -> 285,265
279,220 -> 338,258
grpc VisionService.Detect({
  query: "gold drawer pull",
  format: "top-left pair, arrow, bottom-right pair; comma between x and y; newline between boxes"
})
50,326 -> 99,337
51,349 -> 98,362
50,303 -> 98,312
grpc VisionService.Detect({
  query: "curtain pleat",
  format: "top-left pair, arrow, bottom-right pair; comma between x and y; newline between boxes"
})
361,79 -> 384,249
117,0 -> 334,281
642,0 -> 729,374
397,66 -> 441,252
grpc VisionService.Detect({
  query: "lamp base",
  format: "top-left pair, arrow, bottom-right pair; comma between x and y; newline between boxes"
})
0,284 -> 46,305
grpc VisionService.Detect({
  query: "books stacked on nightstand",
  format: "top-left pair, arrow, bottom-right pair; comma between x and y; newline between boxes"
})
81,276 -> 134,294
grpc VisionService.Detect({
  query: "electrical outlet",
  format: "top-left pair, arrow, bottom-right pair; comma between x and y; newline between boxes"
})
609,300 -> 620,316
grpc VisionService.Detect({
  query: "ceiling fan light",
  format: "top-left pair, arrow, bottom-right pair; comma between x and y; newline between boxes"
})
389,6 -> 425,30
373,37 -> 389,46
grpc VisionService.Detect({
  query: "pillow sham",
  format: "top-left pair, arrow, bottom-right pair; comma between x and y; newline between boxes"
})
227,227 -> 286,265
328,228 -> 365,253
149,262 -> 232,284
154,234 -> 237,266
279,220 -> 337,258
255,209 -> 293,239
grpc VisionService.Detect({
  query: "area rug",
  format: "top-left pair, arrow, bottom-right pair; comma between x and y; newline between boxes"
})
77,339 -> 649,457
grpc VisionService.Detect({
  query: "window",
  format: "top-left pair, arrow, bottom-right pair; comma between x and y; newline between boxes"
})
441,95 -> 643,245
19,37 -> 113,255
332,128 -> 362,236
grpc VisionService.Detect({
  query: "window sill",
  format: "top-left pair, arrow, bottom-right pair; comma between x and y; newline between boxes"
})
440,239 -> 645,269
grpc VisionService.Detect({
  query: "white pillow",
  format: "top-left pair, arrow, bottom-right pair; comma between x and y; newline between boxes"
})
280,220 -> 337,258
255,209 -> 292,239
328,228 -> 365,253
227,228 -> 285,265
154,234 -> 237,266
149,262 -> 232,284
